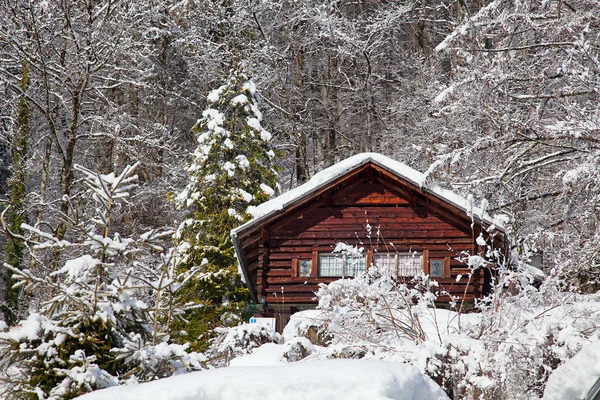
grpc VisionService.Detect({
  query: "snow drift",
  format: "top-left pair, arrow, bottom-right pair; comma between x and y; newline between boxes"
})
76,359 -> 448,400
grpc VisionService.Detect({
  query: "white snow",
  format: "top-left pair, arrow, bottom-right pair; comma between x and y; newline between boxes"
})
207,88 -> 223,103
54,255 -> 101,280
238,188 -> 253,202
259,183 -> 275,196
260,129 -> 272,141
76,359 -> 448,400
434,84 -> 454,103
202,108 -> 224,131
223,161 -> 236,177
235,153 -> 503,239
228,342 -> 286,367
333,242 -> 364,257
283,309 -> 329,340
543,341 -> 600,400
235,154 -> 250,170
242,80 -> 257,96
230,94 -> 248,106
246,117 -> 262,131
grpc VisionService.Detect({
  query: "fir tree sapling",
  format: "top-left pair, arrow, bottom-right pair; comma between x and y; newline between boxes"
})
0,164 -> 204,400
171,65 -> 279,351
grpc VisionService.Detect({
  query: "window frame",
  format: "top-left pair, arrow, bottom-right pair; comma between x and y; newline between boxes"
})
373,251 -> 423,277
318,252 -> 367,277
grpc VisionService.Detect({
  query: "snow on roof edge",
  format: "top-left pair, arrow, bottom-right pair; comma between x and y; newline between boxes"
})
231,153 -> 504,238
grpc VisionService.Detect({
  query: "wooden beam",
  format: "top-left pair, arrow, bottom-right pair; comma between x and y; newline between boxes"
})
237,164 -> 372,240
473,268 -> 481,298
311,250 -> 319,277
267,198 -> 325,232
419,199 -> 472,234
374,174 -> 414,200
365,166 -> 376,183
261,226 -> 269,246
323,190 -> 333,208
443,256 -> 451,279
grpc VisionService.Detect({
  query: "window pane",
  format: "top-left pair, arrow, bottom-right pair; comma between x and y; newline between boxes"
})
430,259 -> 443,278
374,254 -> 398,277
398,253 -> 422,276
299,260 -> 311,277
345,255 -> 366,277
319,254 -> 344,276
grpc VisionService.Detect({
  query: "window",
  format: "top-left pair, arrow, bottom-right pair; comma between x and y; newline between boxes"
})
298,260 -> 311,277
374,252 -> 422,277
319,253 -> 366,277
430,259 -> 443,278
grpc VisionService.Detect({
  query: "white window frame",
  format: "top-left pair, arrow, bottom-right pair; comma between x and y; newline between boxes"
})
318,253 -> 367,277
374,252 -> 423,277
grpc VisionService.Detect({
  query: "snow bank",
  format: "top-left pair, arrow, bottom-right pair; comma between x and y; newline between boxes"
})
283,309 -> 328,340
234,153 -> 502,238
543,341 -> 600,400
76,359 -> 448,400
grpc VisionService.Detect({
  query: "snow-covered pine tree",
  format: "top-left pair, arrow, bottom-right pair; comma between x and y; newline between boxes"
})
171,65 -> 278,351
0,164 -> 203,400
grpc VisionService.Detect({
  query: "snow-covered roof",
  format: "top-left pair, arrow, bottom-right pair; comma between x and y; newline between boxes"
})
231,152 -> 504,238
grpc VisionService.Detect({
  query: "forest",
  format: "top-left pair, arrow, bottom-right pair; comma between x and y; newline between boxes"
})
0,0 -> 599,399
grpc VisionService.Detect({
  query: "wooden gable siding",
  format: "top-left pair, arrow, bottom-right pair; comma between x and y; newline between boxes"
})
238,165 -> 488,306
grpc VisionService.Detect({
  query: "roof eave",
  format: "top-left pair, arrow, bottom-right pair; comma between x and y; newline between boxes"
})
231,157 -> 378,238
232,155 -> 505,239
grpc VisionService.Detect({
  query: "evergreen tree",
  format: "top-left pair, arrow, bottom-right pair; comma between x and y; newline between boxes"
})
0,164 -> 203,400
171,65 -> 278,351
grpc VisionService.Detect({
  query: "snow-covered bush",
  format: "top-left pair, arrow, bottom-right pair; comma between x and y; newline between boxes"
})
207,323 -> 281,366
307,240 -> 600,399
283,310 -> 332,346
429,277 -> 600,399
281,337 -> 315,362
0,164 -> 204,399
316,267 -> 440,345
543,341 -> 600,400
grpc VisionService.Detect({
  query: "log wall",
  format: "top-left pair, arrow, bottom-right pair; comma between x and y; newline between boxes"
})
237,174 -> 490,310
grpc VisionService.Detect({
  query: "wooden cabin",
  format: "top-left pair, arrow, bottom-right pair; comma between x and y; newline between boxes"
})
231,153 -> 506,327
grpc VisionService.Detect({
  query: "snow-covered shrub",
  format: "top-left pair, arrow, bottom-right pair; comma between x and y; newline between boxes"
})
543,341 -> 600,400
282,337 -> 315,362
114,336 -> 205,382
316,267 -> 440,345
0,164 -> 203,399
283,310 -> 332,346
309,236 -> 600,399
207,323 -> 281,366
430,277 -> 600,399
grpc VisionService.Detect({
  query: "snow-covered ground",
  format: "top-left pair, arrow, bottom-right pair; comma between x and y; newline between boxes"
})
73,293 -> 600,400
77,359 -> 448,400
543,341 -> 600,400
74,309 -> 474,400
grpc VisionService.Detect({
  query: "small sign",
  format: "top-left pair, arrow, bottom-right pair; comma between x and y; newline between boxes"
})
249,317 -> 276,332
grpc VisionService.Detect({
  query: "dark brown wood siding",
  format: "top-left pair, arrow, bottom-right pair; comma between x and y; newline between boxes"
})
234,163 -> 506,320
239,177 -> 488,306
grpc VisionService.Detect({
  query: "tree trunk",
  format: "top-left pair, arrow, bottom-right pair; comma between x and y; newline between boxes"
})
2,61 -> 30,325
